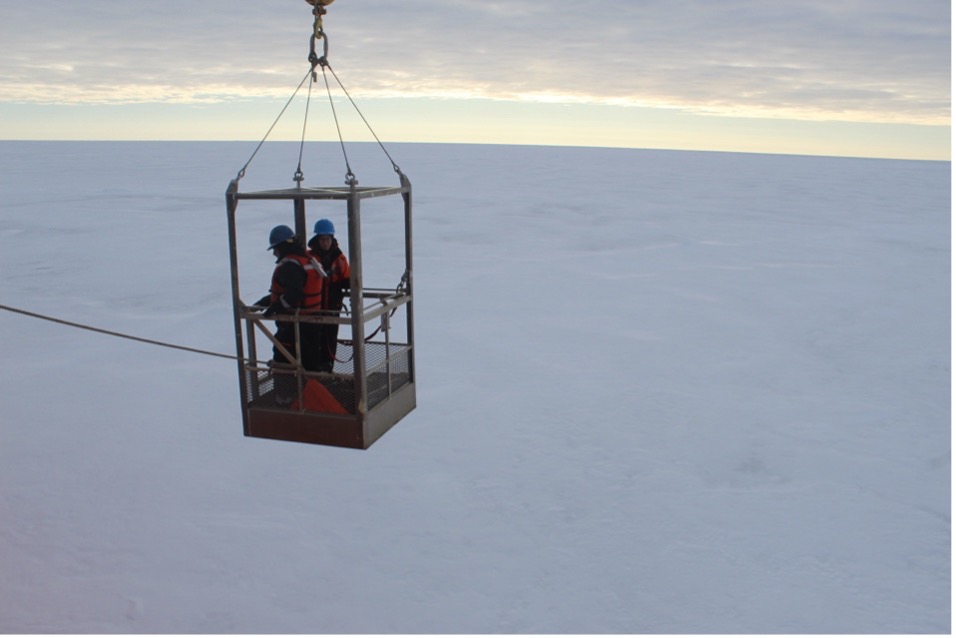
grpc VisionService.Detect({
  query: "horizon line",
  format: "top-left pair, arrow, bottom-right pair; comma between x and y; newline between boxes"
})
0,138 -> 947,163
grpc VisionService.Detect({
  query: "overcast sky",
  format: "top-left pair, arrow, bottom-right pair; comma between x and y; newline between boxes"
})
0,0 -> 950,159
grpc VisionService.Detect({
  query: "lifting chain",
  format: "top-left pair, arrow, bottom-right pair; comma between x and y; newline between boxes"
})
305,0 -> 334,71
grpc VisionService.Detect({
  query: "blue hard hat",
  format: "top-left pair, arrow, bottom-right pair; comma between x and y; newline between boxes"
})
313,218 -> 335,236
268,224 -> 296,249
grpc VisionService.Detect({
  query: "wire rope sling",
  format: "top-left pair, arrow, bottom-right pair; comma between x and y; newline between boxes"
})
225,0 -> 415,449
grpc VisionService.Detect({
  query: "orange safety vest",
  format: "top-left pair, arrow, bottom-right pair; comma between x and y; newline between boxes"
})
270,254 -> 323,312
321,252 -> 350,311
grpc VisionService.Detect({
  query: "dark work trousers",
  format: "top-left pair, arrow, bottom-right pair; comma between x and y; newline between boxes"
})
317,318 -> 340,372
273,319 -> 323,372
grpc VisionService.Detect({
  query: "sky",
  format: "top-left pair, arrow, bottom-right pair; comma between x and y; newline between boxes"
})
0,0 -> 950,160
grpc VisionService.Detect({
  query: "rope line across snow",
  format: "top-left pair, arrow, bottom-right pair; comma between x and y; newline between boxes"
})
0,303 -> 237,361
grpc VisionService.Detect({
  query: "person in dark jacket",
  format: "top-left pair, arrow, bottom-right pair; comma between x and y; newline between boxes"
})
255,225 -> 324,373
307,218 -> 351,372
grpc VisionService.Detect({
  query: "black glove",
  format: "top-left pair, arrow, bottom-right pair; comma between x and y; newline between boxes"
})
263,302 -> 284,318
254,295 -> 271,308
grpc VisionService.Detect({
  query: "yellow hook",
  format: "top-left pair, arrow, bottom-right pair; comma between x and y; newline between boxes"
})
304,0 -> 335,38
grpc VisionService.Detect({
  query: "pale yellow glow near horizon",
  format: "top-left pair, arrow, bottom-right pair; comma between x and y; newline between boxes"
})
0,96 -> 949,162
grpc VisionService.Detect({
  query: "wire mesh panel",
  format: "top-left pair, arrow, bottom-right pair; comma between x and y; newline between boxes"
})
241,340 -> 411,416
365,342 -> 412,410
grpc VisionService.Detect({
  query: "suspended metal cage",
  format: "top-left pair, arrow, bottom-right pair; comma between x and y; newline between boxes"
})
224,3 -> 415,449
225,180 -> 415,449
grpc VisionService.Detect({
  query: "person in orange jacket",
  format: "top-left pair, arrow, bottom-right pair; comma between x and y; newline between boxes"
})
308,218 -> 351,372
255,225 -> 324,374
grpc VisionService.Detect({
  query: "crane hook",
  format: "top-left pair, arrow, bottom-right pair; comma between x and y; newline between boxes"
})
304,0 -> 335,39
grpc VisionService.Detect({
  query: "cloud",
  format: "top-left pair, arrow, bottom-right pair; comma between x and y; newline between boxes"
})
0,0 -> 949,125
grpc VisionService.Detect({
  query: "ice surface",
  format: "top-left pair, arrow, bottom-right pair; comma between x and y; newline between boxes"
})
0,141 -> 949,633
